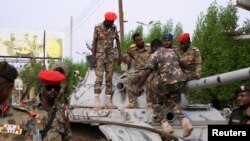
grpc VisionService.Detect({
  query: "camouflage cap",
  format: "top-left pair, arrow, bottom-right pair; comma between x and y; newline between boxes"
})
52,61 -> 70,77
0,61 -> 18,83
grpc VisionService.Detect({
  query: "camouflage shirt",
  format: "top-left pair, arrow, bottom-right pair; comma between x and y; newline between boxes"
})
0,104 -> 35,141
175,46 -> 202,80
147,47 -> 186,84
94,23 -> 119,55
126,43 -> 151,72
29,94 -> 73,141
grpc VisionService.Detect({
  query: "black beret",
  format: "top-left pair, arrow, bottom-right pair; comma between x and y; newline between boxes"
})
0,61 -> 18,83
235,85 -> 250,96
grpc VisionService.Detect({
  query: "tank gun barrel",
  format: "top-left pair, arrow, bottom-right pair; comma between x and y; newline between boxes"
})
181,67 -> 250,93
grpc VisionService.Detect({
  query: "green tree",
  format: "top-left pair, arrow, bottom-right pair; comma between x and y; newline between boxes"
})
190,1 -> 250,109
173,22 -> 183,46
238,19 -> 250,33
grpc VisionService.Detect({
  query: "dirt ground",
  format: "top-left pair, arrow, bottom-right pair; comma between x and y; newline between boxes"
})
70,123 -> 109,141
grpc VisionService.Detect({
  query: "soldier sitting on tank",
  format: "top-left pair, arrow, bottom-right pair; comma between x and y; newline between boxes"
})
175,33 -> 202,81
134,39 -> 193,138
122,33 -> 153,108
228,85 -> 250,124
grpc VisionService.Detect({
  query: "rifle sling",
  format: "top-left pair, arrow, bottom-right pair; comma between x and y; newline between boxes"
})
40,107 -> 58,139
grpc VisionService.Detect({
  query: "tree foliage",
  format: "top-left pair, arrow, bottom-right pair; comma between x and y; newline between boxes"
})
19,58 -> 88,103
120,19 -> 184,54
191,1 -> 250,109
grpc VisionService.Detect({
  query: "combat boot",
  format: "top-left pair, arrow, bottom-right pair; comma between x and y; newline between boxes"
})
94,94 -> 102,109
105,95 -> 117,109
161,119 -> 174,134
181,117 -> 193,138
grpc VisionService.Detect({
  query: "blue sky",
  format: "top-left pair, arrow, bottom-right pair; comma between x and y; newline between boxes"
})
0,0 -> 249,62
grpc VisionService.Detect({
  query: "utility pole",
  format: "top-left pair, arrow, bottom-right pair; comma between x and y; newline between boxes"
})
43,30 -> 46,68
118,0 -> 124,43
70,16 -> 73,59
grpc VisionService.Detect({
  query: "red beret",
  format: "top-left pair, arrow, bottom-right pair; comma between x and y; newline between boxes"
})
38,70 -> 65,84
104,12 -> 117,21
178,33 -> 190,43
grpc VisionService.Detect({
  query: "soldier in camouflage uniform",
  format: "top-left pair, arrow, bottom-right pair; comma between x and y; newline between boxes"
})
52,61 -> 70,104
175,33 -> 202,80
32,70 -> 72,141
145,33 -> 175,110
135,39 -> 193,138
92,12 -> 121,109
122,33 -> 152,108
162,33 -> 174,48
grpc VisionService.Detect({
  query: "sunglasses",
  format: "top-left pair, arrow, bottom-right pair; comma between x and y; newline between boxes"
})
43,84 -> 61,91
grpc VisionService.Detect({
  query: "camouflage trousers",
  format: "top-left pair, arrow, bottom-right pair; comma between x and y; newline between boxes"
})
145,73 -> 156,104
150,76 -> 185,122
123,72 -> 153,105
123,73 -> 141,104
94,53 -> 114,95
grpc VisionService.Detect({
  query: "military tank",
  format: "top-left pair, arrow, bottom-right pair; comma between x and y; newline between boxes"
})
67,55 -> 250,141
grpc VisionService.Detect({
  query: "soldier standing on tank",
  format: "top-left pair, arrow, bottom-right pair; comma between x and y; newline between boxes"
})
92,11 -> 122,109
175,33 -> 202,80
135,39 -> 193,138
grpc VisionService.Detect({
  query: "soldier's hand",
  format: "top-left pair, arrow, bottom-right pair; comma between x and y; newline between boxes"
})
122,53 -> 131,65
135,87 -> 144,96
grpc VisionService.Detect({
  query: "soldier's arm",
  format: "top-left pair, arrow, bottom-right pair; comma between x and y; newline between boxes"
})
92,26 -> 98,67
115,29 -> 122,63
194,48 -> 202,79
